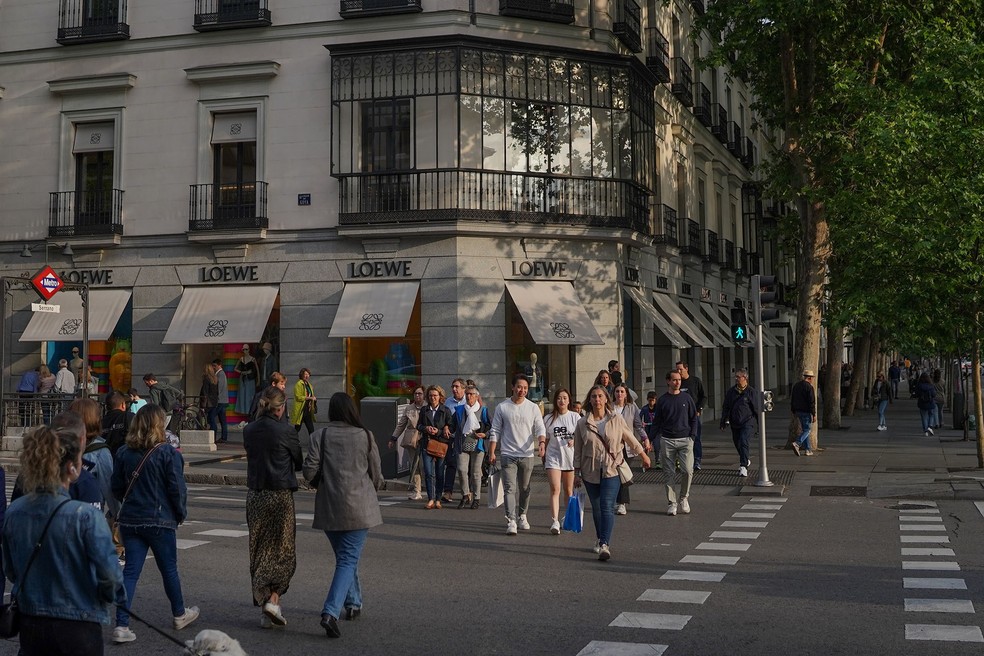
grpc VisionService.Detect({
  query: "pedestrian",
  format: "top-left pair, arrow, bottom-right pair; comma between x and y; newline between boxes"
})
915,372 -> 936,436
932,369 -> 945,430
652,369 -> 698,515
142,374 -> 182,433
70,398 -> 113,513
244,386 -> 302,629
111,404 -> 199,643
416,385 -> 455,509
451,385 -> 491,510
213,359 -> 230,442
639,391 -> 661,469
2,425 -> 124,656
290,368 -> 317,439
888,361 -> 902,399
389,385 -> 425,500
302,392 -> 383,639
127,387 -> 147,415
543,388 -> 579,534
54,358 -> 76,395
16,366 -> 40,427
871,372 -> 893,430
573,385 -> 651,561
607,360 -> 623,387
720,368 -> 763,477
571,400 -> 584,416
790,370 -> 817,456
200,362 -> 220,438
593,370 -> 614,398
441,378 -> 467,504
488,374 -> 546,535
611,383 -> 648,515
102,392 -> 134,457
676,361 -> 705,470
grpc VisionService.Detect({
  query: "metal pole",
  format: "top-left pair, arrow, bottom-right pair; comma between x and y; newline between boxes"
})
754,284 -> 773,487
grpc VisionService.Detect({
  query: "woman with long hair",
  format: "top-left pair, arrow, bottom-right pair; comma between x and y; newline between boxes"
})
610,383 -> 648,516
389,385 -> 426,501
110,404 -> 198,643
303,392 -> 383,639
2,424 -> 123,655
200,362 -> 220,438
290,368 -> 317,438
593,370 -> 614,397
543,388 -> 579,534
416,385 -> 455,509
244,386 -> 302,628
69,398 -> 114,512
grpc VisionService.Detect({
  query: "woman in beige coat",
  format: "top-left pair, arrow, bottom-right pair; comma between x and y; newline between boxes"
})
303,392 -> 383,639
573,385 -> 651,562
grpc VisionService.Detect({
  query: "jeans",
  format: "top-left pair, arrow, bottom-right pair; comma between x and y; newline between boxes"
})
442,458 -> 457,495
934,402 -> 944,428
795,412 -> 812,447
500,455 -> 535,521
919,407 -> 934,432
322,528 -> 368,620
877,399 -> 889,426
731,423 -> 754,466
660,437 -> 694,503
421,450 -> 445,501
207,405 -> 227,442
583,476 -> 620,546
616,447 -> 630,505
116,525 -> 185,627
890,380 -> 899,399
20,614 -> 104,656
456,451 -> 485,499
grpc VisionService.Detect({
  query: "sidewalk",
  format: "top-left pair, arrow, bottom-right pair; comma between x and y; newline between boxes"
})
2,396 -> 981,500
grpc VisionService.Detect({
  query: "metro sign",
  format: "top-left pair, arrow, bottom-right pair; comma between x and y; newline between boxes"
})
31,265 -> 63,301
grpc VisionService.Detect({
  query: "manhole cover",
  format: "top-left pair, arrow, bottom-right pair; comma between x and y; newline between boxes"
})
811,486 -> 867,497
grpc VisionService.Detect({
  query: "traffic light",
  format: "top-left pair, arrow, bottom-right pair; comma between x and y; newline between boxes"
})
730,307 -> 748,343
752,274 -> 781,324
763,390 -> 774,412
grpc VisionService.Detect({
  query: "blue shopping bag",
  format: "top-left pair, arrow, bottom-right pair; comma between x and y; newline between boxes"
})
562,490 -> 584,533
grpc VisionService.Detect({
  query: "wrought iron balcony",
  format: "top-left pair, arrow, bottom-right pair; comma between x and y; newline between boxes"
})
671,58 -> 694,107
693,83 -> 713,128
613,0 -> 643,53
645,28 -> 671,83
741,137 -> 757,169
726,122 -> 744,159
57,0 -> 129,44
499,0 -> 574,24
189,182 -> 269,231
679,218 -> 702,256
723,239 -> 737,271
49,189 -> 124,237
690,0 -> 705,16
194,0 -> 272,31
702,229 -> 719,264
710,104 -> 728,143
340,0 -> 423,18
336,170 -> 652,236
653,205 -> 678,245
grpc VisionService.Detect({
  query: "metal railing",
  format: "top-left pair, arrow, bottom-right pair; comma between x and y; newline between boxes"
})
49,189 -> 124,237
741,137 -> 757,169
653,204 -> 678,245
499,0 -> 574,24
645,28 -> 671,83
723,239 -> 736,270
679,217 -> 701,255
726,122 -> 744,159
189,182 -> 269,231
690,0 -> 705,15
694,83 -> 713,127
339,0 -> 423,17
613,0 -> 643,53
3,394 -> 77,431
57,0 -> 129,44
711,104 -> 728,143
744,250 -> 761,275
194,0 -> 272,30
671,58 -> 694,107
703,229 -> 719,263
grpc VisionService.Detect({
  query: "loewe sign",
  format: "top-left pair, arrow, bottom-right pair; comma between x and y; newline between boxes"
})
347,260 -> 413,279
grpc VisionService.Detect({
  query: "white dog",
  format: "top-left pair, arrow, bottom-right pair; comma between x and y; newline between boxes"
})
184,629 -> 248,656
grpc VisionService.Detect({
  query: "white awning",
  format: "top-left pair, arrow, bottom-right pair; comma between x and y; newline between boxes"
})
706,304 -> 738,345
329,282 -> 420,338
163,286 -> 278,344
20,289 -> 131,342
73,122 -> 115,153
652,292 -> 715,348
680,298 -> 731,347
750,323 -> 783,347
212,112 -> 257,144
621,284 -> 688,349
506,281 -> 604,345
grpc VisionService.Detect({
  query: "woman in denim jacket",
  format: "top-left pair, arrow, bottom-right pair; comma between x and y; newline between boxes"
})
110,404 -> 199,643
2,424 -> 123,655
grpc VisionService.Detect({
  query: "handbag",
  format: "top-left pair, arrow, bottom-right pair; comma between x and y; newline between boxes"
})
486,464 -> 504,509
425,437 -> 449,459
0,498 -> 72,638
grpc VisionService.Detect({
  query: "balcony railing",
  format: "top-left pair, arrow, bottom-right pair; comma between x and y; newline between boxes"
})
499,0 -> 574,24
653,205 -> 678,245
726,122 -> 744,159
679,218 -> 701,256
613,0 -> 643,53
336,170 -> 652,236
671,58 -> 694,107
741,137 -> 757,169
645,28 -> 671,83
340,0 -> 423,18
57,0 -> 129,44
189,182 -> 269,231
694,83 -> 713,128
690,0 -> 705,16
702,229 -> 719,263
194,0 -> 272,31
744,250 -> 761,275
723,239 -> 736,270
49,189 -> 124,237
710,104 -> 728,143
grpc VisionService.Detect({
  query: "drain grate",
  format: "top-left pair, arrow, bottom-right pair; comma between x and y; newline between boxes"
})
811,486 -> 867,497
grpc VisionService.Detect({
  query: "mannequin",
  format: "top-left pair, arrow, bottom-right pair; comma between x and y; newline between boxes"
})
525,352 -> 544,402
260,342 -> 278,383
69,346 -> 85,382
235,344 -> 259,414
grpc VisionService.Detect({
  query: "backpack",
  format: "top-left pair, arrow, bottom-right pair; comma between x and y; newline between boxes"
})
157,382 -> 183,411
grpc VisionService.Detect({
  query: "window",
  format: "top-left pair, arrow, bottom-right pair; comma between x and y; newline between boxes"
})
212,112 -> 257,224
69,122 -> 116,234
361,100 -> 411,172
698,178 -> 706,224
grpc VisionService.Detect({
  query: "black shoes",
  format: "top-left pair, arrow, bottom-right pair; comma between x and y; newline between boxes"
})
458,496 -> 469,509
321,613 -> 340,638
470,498 -> 480,509
345,607 -> 361,621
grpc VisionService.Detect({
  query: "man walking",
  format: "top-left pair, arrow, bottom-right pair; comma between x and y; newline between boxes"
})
676,361 -> 705,470
720,369 -> 763,478
888,361 -> 902,400
54,358 -> 76,395
441,378 -> 467,503
791,369 -> 817,456
211,359 -> 229,443
488,374 -> 546,535
652,369 -> 699,516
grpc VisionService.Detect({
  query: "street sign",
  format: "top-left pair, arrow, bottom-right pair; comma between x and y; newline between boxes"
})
31,303 -> 59,313
30,265 -> 63,301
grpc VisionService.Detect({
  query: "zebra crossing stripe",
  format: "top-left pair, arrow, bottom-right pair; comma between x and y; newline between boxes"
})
732,512 -> 775,519
680,555 -> 740,566
748,497 -> 787,502
660,570 -> 726,582
576,641 -> 668,655
899,509 -> 940,514
721,521 -> 768,528
741,504 -> 782,510
905,625 -> 984,642
899,525 -> 948,531
901,548 -> 955,557
902,561 -> 960,571
900,535 -> 950,543
904,599 -> 975,613
609,612 -> 691,630
709,531 -> 760,539
896,515 -> 943,522
898,500 -> 938,507
637,589 -> 711,604
695,542 -> 750,552
903,578 -> 967,590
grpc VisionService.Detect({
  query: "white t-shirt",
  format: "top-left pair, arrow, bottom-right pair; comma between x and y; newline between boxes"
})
543,411 -> 579,470
489,397 -> 546,458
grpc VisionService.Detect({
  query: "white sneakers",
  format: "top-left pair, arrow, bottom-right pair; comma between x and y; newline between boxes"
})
877,424 -> 887,431
517,514 -> 531,530
408,491 -> 422,500
263,601 -> 287,626
550,519 -> 561,535
112,627 -> 136,643
925,428 -> 935,437
615,504 -> 627,515
667,502 -> 678,516
506,519 -> 518,535
173,606 -> 200,631
738,465 -> 748,477
679,498 -> 691,514
593,540 -> 603,554
598,544 -> 611,561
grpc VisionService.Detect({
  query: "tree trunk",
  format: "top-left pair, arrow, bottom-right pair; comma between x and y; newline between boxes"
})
844,330 -> 870,416
822,322 -> 843,429
974,338 -> 984,468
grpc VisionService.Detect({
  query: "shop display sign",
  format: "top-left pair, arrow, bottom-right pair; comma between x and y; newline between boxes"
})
31,265 -> 63,301
510,260 -> 568,277
346,260 -> 413,279
199,265 -> 259,283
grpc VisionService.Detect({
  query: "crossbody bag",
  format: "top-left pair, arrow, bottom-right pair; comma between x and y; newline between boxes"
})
585,421 -> 634,486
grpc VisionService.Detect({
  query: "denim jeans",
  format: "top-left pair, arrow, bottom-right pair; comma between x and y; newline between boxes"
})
500,455 -> 535,521
207,405 -> 228,442
660,437 -> 694,503
795,412 -> 812,447
117,525 -> 186,627
421,450 -> 445,501
919,407 -> 934,432
322,528 -> 368,620
731,423 -> 754,467
583,475 -> 620,546
877,399 -> 889,426
890,380 -> 899,399
934,402 -> 944,428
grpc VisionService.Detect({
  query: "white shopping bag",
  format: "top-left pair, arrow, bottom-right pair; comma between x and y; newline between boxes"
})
487,466 -> 504,509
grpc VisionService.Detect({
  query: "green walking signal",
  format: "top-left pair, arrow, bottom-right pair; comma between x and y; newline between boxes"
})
730,307 -> 749,344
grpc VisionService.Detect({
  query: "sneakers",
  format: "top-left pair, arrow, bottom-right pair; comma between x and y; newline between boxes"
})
928,427 -> 935,436
173,606 -> 200,630
112,626 -> 136,643
791,442 -> 801,456
615,503 -> 627,515
738,465 -> 748,477
924,431 -> 931,437
593,540 -> 603,554
506,519 -> 518,535
598,544 -> 611,561
804,450 -> 814,456
550,519 -> 561,535
877,425 -> 887,431
408,491 -> 422,500
518,514 -> 531,530
694,462 -> 702,471
679,498 -> 691,514
260,614 -> 273,629
667,502 -> 678,516
263,601 -> 287,626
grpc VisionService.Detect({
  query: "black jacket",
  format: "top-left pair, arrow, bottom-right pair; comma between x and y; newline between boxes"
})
101,409 -> 134,456
244,415 -> 303,491
416,404 -> 457,449
790,380 -> 816,415
679,376 -> 706,412
721,385 -> 763,429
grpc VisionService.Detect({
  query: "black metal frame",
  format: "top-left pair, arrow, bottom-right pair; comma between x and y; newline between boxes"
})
49,189 -> 124,237
613,0 -> 643,53
499,0 -> 574,24
671,58 -> 694,107
340,0 -> 423,18
189,182 -> 269,231
645,27 -> 670,83
653,204 -> 678,245
57,0 -> 129,44
193,0 -> 272,31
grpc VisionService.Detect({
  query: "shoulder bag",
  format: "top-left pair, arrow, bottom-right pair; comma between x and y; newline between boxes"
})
0,498 -> 72,638
586,421 -> 633,486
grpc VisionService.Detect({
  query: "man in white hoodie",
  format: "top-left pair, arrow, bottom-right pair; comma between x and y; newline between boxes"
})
488,374 -> 546,535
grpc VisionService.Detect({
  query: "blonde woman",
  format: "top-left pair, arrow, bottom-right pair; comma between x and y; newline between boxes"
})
110,404 -> 198,643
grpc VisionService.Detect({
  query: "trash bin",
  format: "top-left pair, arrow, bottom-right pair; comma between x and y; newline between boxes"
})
360,396 -> 404,480
952,392 -> 965,430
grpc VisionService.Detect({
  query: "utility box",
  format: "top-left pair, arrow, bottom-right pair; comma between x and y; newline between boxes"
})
360,396 -> 404,480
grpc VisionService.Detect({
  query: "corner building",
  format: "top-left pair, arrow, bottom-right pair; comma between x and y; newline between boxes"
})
0,0 -> 792,417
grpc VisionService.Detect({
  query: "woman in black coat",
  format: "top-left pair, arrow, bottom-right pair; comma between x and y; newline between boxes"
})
416,385 -> 456,509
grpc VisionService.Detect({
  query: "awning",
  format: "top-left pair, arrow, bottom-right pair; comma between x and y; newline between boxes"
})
73,122 -> 115,153
706,304 -> 739,345
506,281 -> 604,345
20,289 -> 131,342
652,292 -> 715,348
163,285 -> 278,344
212,112 -> 257,143
621,285 -> 688,349
750,323 -> 783,347
680,298 -> 731,347
329,281 -> 420,338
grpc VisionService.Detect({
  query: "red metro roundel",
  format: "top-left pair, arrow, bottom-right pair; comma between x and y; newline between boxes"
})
31,265 -> 64,301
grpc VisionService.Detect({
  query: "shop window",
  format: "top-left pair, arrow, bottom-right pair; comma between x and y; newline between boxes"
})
346,297 -> 422,402
505,295 -> 574,406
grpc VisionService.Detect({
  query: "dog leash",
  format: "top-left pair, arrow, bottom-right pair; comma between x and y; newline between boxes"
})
115,603 -> 190,650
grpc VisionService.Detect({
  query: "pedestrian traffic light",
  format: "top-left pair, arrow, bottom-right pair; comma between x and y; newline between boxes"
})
752,274 -> 781,324
764,390 -> 774,412
730,307 -> 748,343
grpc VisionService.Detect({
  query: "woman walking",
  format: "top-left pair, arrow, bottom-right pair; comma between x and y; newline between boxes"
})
290,368 -> 317,438
389,385 -> 425,501
932,369 -> 945,430
416,385 -> 455,509
611,383 -> 647,515
573,385 -> 650,561
871,372 -> 892,430
2,425 -> 124,655
542,388 -> 579,534
452,385 -> 490,510
199,363 -> 220,439
303,392 -> 383,639
111,404 -> 199,643
244,386 -> 302,628
915,372 -> 937,437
